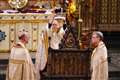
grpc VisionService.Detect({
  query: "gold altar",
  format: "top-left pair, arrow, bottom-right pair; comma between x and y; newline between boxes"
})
0,13 -> 54,53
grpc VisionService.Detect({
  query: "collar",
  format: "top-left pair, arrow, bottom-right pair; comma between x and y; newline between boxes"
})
17,42 -> 26,49
91,41 -> 105,58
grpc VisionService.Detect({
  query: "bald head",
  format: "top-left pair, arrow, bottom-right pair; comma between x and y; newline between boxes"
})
92,31 -> 104,41
18,30 -> 29,44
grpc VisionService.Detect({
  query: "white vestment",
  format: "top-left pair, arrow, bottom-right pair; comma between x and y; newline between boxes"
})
91,41 -> 108,80
48,27 -> 65,49
35,31 -> 48,80
6,42 -> 36,80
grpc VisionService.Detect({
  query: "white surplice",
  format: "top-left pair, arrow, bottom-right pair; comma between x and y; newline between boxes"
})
6,42 -> 36,80
91,41 -> 108,80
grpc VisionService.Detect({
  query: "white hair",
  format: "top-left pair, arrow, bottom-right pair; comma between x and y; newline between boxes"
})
93,31 -> 104,40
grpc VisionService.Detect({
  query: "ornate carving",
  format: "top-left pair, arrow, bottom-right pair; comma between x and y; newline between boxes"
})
8,0 -> 28,9
0,14 -> 53,21
0,30 -> 6,42
46,49 -> 90,77
0,13 -> 53,53
96,0 -> 120,31
60,27 -> 79,49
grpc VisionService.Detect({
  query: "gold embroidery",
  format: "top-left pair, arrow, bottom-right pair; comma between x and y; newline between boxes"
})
10,59 -> 25,64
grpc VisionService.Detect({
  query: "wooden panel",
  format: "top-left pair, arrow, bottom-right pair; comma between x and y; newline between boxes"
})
45,49 -> 90,78
95,0 -> 120,31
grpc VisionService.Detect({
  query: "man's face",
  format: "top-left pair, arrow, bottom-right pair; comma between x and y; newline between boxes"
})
51,20 -> 60,32
91,34 -> 100,47
52,20 -> 60,29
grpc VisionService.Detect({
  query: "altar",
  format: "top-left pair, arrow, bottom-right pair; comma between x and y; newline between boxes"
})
0,13 -> 54,53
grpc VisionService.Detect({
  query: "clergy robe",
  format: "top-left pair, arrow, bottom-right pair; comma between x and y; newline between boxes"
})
6,42 -> 36,80
91,41 -> 108,80
35,31 -> 49,80
48,27 -> 65,49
